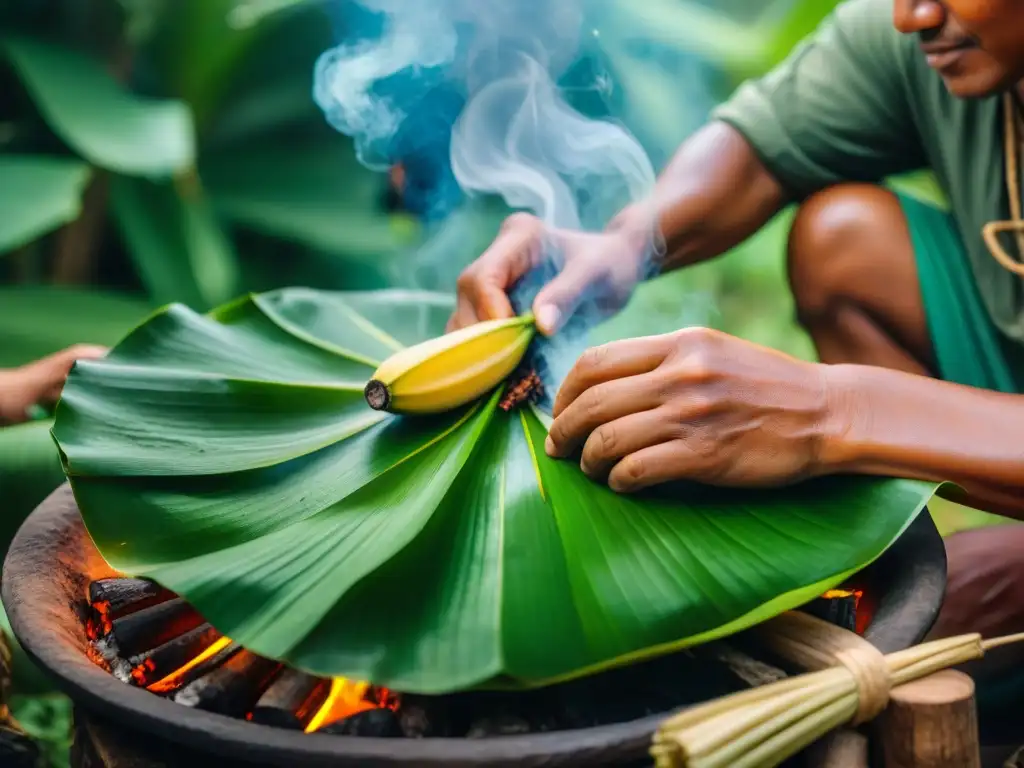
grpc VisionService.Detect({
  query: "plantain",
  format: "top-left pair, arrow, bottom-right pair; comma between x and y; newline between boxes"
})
364,313 -> 536,414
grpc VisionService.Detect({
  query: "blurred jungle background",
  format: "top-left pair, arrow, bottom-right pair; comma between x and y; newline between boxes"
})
0,0 -> 1007,763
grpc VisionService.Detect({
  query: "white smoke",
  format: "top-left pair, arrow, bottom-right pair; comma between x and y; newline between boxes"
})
314,0 -> 657,232
451,54 -> 655,233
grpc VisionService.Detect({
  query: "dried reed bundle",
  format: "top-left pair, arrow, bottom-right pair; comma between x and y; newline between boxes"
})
651,611 -> 1024,768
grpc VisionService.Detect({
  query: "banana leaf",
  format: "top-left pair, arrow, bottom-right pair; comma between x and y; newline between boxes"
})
51,287 -> 937,694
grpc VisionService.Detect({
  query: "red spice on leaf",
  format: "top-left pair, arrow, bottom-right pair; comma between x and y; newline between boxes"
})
499,370 -> 544,412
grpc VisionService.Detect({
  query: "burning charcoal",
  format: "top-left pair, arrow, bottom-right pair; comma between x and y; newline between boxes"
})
250,670 -> 331,730
466,714 -> 530,738
110,598 -> 205,658
172,650 -> 282,717
126,624 -> 223,688
146,637 -> 239,695
89,578 -> 175,621
802,590 -> 859,633
320,708 -> 402,737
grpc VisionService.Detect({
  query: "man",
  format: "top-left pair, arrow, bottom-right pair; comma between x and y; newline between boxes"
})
448,0 -> 1024,669
0,345 -> 106,426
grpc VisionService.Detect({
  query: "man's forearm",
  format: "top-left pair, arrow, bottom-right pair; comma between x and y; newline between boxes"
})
821,364 -> 1024,519
610,121 -> 788,274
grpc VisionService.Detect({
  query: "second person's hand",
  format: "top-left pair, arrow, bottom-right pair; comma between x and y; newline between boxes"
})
446,209 -> 655,337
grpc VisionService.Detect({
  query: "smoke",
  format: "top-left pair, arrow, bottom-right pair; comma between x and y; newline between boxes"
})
313,0 -> 700,393
450,54 -> 656,233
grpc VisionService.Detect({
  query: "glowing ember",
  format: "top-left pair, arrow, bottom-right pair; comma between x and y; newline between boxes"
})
147,637 -> 234,694
305,678 -> 398,733
820,588 -> 868,634
821,589 -> 862,603
86,600 -> 112,640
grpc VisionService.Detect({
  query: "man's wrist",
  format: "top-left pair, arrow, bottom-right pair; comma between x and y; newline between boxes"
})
815,363 -> 868,475
605,201 -> 665,279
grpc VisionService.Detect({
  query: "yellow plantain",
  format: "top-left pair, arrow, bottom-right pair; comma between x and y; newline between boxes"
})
364,313 -> 536,414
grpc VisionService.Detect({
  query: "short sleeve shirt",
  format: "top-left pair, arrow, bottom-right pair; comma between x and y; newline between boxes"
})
711,0 -> 1024,344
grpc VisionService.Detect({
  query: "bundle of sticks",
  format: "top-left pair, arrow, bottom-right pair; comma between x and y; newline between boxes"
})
652,612 -> 1024,768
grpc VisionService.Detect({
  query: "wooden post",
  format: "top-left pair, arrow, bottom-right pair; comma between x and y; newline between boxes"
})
877,669 -> 981,768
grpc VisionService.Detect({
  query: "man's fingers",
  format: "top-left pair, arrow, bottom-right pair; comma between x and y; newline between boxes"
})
451,214 -> 544,330
48,344 -> 108,369
532,258 -> 600,336
446,295 -> 481,333
35,344 -> 108,402
552,335 -> 674,418
578,407 -> 674,481
545,372 -> 668,459
607,440 -> 699,494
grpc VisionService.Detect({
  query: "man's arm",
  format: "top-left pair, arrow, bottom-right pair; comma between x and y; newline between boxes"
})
611,121 -> 788,274
824,364 -> 1024,519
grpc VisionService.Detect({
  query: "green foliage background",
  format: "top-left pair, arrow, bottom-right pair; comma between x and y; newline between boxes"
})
0,0 -> 1010,759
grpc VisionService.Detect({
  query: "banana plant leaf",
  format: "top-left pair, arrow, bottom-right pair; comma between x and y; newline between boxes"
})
51,287 -> 937,694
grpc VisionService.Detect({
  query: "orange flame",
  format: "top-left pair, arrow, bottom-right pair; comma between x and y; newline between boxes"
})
305,678 -> 398,733
146,637 -> 234,694
86,600 -> 113,640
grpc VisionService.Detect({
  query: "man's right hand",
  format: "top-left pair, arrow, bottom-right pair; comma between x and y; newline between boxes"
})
446,211 -> 653,337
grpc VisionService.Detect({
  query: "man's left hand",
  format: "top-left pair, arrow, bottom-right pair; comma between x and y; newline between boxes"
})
545,328 -> 836,491
0,344 -> 108,426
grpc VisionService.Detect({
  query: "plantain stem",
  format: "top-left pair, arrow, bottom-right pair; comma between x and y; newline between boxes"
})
364,380 -> 391,411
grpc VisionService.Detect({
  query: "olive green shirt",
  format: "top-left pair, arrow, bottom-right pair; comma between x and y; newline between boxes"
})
712,0 -> 1024,344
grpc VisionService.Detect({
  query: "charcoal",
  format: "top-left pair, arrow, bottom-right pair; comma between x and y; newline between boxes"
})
172,650 -> 282,717
127,624 -> 223,689
89,578 -> 175,620
466,715 -> 530,738
146,640 -> 240,695
250,670 -> 330,730
320,708 -> 402,738
111,599 -> 204,658
801,592 -> 858,632
397,695 -> 451,738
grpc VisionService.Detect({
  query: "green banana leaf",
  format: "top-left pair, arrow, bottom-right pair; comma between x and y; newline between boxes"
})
0,155 -> 91,255
52,287 -> 937,694
2,36 -> 195,177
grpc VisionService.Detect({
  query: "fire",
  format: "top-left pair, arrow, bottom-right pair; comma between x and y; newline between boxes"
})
305,678 -> 399,734
146,636 -> 234,694
821,589 -> 862,603
820,588 -> 869,635
86,600 -> 113,640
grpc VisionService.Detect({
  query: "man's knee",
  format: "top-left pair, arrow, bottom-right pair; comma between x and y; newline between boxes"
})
786,183 -> 909,324
932,524 -> 1024,640
928,524 -> 1024,683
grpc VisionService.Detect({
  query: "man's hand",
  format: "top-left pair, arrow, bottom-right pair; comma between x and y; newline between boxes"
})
545,328 -> 836,491
0,344 -> 108,426
446,211 -> 652,337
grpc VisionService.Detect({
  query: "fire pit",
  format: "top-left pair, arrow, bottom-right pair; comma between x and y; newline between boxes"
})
3,483 -> 946,767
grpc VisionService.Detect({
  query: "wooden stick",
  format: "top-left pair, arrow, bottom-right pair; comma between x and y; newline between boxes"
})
878,669 -> 980,768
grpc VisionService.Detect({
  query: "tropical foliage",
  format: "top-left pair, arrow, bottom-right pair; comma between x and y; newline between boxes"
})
53,287 -> 937,692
